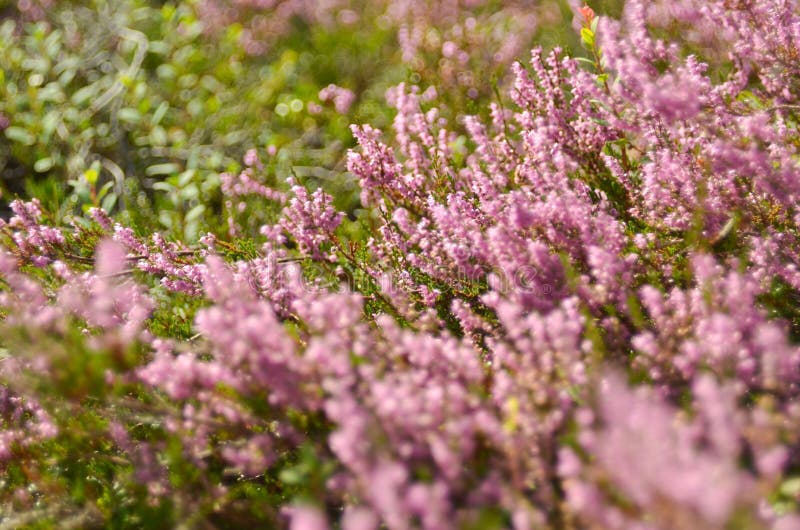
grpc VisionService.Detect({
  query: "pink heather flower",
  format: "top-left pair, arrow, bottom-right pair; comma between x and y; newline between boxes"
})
276,182 -> 343,261
221,169 -> 285,203
341,507 -> 378,530
288,506 -> 329,530
88,207 -> 114,232
243,148 -> 263,169
319,84 -> 356,114
58,239 -> 154,343
567,373 -> 755,527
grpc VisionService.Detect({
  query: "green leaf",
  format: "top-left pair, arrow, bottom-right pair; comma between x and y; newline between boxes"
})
152,182 -> 175,192
101,193 -> 117,213
151,101 -> 169,125
58,68 -> 76,86
177,169 -> 196,187
278,467 -> 305,485
84,161 -> 101,186
148,40 -> 170,55
4,126 -> 35,145
97,181 -> 114,200
118,108 -> 141,124
41,111 -> 60,137
150,125 -> 167,146
146,163 -> 180,176
581,27 -> 595,48
38,82 -> 64,103
156,64 -> 176,80
33,157 -> 54,172
185,204 -> 205,223
780,478 -> 800,497
70,85 -> 95,106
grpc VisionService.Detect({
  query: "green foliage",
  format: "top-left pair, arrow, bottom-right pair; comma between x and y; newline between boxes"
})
0,0 -> 398,238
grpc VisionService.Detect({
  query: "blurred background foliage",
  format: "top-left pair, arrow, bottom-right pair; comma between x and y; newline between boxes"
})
0,0 -> 621,240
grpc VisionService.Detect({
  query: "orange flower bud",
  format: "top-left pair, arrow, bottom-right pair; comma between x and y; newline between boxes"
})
580,4 -> 595,25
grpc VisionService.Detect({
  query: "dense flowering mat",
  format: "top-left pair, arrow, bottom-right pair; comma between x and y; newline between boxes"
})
1,1 -> 800,528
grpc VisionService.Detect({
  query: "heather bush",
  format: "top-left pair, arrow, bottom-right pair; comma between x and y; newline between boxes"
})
1,0 -> 800,529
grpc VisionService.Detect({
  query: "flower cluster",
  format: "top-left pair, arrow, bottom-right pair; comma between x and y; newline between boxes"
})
1,1 -> 800,528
